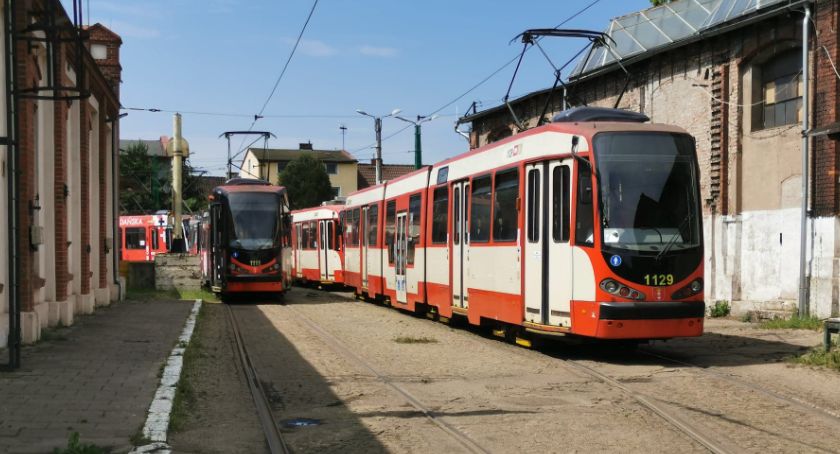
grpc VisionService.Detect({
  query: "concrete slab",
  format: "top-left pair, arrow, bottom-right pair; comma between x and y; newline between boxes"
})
20,310 -> 39,344
77,293 -> 95,315
0,314 -> 8,349
94,288 -> 109,307
33,301 -> 49,329
48,301 -> 60,326
59,298 -> 75,326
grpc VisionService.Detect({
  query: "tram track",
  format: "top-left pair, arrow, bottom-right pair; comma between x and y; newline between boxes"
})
283,303 -> 492,454
226,304 -> 291,454
638,347 -> 840,424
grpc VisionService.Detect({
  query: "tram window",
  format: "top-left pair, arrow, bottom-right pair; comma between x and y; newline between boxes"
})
527,169 -> 540,243
493,170 -> 518,242
151,228 -> 159,250
553,166 -> 571,243
408,193 -> 421,264
575,164 -> 594,246
453,187 -> 460,246
301,223 -> 310,250
348,209 -> 359,247
470,176 -> 491,243
310,221 -> 318,249
432,187 -> 448,244
125,228 -> 145,249
386,200 -> 396,264
328,221 -> 336,250
368,205 -> 378,247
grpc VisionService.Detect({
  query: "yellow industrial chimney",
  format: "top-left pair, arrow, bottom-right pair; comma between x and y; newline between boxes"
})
166,113 -> 190,249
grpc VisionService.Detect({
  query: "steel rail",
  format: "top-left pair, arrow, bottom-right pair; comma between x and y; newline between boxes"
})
283,305 -> 491,454
226,305 -> 290,454
639,348 -> 840,424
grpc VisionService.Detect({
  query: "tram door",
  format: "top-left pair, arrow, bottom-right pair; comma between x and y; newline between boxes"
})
362,207 -> 369,288
395,212 -> 408,303
450,181 -> 469,309
210,203 -> 223,290
524,161 -> 573,327
295,223 -> 302,278
318,220 -> 328,281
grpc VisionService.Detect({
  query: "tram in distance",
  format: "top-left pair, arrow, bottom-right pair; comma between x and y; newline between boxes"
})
290,205 -> 344,285
199,179 -> 292,296
293,107 -> 705,342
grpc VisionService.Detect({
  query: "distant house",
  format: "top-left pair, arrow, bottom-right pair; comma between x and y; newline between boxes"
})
241,143 -> 358,197
357,162 -> 418,189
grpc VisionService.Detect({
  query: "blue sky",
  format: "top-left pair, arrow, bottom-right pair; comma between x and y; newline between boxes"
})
73,0 -> 651,175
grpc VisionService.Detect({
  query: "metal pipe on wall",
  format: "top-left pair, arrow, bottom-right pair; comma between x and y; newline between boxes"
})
3,0 -> 20,370
798,5 -> 811,317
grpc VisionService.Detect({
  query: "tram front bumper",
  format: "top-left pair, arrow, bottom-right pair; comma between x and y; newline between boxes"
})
571,300 -> 705,339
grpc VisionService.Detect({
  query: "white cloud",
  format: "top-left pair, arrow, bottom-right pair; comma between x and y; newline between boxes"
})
359,45 -> 399,58
297,39 -> 338,57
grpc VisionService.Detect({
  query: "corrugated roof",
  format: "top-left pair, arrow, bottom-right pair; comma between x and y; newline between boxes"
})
247,148 -> 357,163
570,0 -> 794,78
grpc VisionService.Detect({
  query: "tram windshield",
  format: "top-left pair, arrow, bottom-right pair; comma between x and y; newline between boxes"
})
593,132 -> 700,253
226,192 -> 280,250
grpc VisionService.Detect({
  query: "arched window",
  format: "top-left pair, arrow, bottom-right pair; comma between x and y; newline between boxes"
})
755,48 -> 802,130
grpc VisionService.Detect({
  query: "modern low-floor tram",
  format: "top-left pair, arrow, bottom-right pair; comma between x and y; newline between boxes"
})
294,107 -> 705,341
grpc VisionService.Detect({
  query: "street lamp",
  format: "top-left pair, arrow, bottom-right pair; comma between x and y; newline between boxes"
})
356,108 -> 401,185
395,114 -> 438,169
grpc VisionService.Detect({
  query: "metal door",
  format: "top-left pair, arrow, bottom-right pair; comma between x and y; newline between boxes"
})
395,212 -> 408,303
524,161 -> 573,326
361,207 -> 369,288
210,203 -> 224,290
450,181 -> 469,309
326,220 -> 335,281
318,220 -> 328,281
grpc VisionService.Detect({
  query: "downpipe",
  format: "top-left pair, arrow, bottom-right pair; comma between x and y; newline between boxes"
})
3,0 -> 20,370
798,6 -> 810,317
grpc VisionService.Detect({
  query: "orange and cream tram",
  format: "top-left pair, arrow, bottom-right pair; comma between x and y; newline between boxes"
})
299,107 -> 704,341
199,179 -> 292,296
290,205 -> 344,284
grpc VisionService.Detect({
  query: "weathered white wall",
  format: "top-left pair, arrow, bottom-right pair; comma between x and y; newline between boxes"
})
706,210 -> 839,318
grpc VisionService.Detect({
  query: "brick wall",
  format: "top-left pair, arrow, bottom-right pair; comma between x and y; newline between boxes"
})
79,101 -> 90,295
53,42 -> 69,303
814,0 -> 840,216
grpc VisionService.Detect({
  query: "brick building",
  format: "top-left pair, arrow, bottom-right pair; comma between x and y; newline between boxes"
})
461,0 -> 839,317
1,0 -> 122,354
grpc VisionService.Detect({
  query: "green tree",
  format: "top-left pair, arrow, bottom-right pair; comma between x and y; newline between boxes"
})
650,0 -> 674,5
279,154 -> 333,209
119,140 -> 208,214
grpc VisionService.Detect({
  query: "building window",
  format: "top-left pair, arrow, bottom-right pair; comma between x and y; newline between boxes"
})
91,43 -> 107,60
756,48 -> 802,130
331,187 -> 341,198
493,169 -> 518,242
325,163 -> 338,174
277,161 -> 288,171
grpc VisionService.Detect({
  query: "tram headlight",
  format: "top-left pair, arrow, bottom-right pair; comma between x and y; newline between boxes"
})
672,278 -> 704,300
600,279 -> 645,300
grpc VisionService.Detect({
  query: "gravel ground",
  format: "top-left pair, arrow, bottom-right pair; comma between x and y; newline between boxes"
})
170,289 -> 840,453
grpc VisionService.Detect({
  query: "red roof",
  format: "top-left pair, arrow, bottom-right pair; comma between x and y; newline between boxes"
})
357,163 -> 418,189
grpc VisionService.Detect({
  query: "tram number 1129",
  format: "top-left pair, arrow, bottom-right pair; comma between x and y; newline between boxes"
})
644,274 -> 674,286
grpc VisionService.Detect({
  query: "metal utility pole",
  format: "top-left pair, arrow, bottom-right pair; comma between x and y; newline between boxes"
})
396,114 -> 438,169
219,131 -> 276,180
339,124 -> 347,150
357,108 -> 400,184
798,6 -> 811,317
166,113 -> 189,253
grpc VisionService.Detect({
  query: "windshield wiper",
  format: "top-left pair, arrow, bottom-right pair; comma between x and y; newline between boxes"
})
655,213 -> 693,262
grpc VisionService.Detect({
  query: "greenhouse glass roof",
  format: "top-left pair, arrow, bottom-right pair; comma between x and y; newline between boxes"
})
570,0 -> 797,78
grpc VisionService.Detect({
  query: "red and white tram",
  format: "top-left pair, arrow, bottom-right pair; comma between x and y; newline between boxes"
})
119,213 -> 173,262
290,205 -> 344,284
299,108 -> 705,341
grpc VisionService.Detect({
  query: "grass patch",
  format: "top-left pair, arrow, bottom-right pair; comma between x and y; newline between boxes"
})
791,341 -> 840,371
394,336 -> 438,344
129,428 -> 151,447
168,304 -> 204,432
709,300 -> 731,318
52,432 -> 107,454
126,288 -> 218,303
758,315 -> 823,330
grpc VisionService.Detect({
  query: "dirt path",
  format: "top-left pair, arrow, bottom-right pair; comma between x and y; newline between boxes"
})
171,290 -> 840,453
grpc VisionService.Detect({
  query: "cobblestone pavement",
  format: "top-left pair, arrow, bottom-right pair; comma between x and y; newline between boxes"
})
0,299 -> 194,454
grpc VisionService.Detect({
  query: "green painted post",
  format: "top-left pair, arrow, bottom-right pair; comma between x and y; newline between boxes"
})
414,124 -> 422,169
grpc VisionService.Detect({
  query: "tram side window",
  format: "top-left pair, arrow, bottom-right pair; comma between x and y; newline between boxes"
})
350,208 -> 360,247
386,201 -> 396,264
368,205 -> 379,247
125,228 -> 146,249
408,194 -> 421,265
151,228 -> 159,250
470,176 -> 491,243
493,170 -> 519,242
575,164 -> 594,246
301,223 -> 311,250
453,187 -> 460,245
553,166 -> 571,243
527,169 -> 540,243
431,187 -> 448,244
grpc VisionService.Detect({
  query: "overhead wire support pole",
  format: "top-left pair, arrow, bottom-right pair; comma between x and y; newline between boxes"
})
396,114 -> 438,169
219,131 -> 276,180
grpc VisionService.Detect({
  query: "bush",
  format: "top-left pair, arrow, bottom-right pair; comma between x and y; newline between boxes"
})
710,300 -> 731,318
